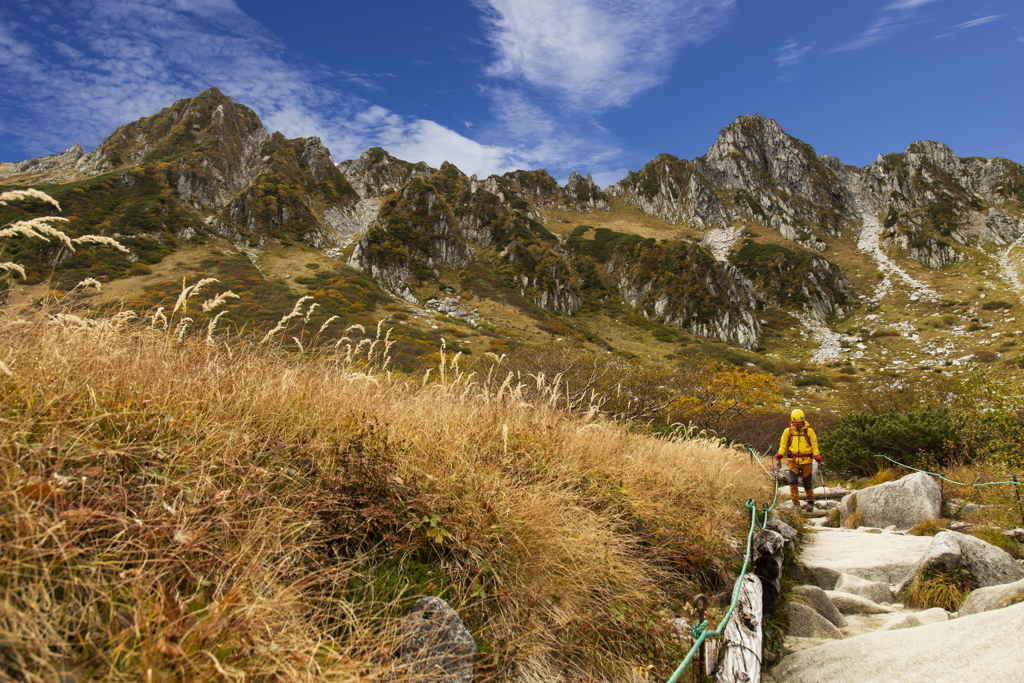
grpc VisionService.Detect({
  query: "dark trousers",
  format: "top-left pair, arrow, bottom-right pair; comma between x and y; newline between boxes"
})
788,461 -> 814,505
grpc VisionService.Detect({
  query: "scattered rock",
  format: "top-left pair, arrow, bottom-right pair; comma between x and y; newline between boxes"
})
957,503 -> 986,518
785,602 -> 843,639
792,585 -> 847,628
896,531 -> 1024,594
958,578 -> 1024,617
880,608 -> 948,631
398,597 -> 476,683
834,573 -> 894,605
838,472 -> 941,531
824,591 -> 894,615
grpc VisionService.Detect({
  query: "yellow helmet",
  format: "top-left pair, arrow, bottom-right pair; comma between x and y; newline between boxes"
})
790,408 -> 805,422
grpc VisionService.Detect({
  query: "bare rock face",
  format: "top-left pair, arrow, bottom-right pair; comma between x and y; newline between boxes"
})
607,154 -> 731,228
607,243 -> 761,349
958,577 -> 1024,616
792,585 -> 847,628
838,472 -> 941,531
697,115 -> 856,237
336,147 -> 434,199
785,602 -> 843,639
980,209 -> 1024,246
833,573 -> 894,605
561,170 -> 611,212
0,143 -> 84,183
399,596 -> 476,683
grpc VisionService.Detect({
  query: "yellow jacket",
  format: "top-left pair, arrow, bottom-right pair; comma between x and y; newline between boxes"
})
778,425 -> 819,465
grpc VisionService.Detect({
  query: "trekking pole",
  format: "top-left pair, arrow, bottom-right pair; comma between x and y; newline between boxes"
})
1013,476 -> 1023,527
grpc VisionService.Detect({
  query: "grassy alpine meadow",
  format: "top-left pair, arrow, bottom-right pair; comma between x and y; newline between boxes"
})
0,296 -> 769,682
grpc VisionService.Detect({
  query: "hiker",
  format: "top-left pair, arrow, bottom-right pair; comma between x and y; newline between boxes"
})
775,409 -> 821,512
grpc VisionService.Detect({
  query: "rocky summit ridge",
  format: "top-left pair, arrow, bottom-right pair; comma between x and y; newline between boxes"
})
2,91 -> 1023,362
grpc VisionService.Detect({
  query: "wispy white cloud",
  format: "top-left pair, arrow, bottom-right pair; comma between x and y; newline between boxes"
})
954,15 -> 1002,30
0,0 -> 526,178
475,0 -> 734,111
834,0 -> 940,51
0,0 -> 638,183
776,39 -> 814,67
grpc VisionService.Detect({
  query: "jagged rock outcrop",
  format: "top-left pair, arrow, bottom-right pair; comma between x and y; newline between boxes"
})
560,171 -> 611,212
979,208 -> 1024,247
0,144 -> 84,183
336,147 -> 434,199
348,172 -> 473,298
697,115 -> 856,237
609,116 -> 857,242
728,240 -> 850,322
608,154 -> 730,228
612,117 -> 1024,274
607,241 -> 761,348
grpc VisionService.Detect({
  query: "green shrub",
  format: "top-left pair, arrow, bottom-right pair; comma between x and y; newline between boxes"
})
820,409 -> 966,477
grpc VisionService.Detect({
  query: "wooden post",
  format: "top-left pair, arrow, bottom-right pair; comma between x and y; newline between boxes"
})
714,574 -> 763,683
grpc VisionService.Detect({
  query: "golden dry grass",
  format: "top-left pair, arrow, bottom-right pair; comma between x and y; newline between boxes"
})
0,304 -> 769,682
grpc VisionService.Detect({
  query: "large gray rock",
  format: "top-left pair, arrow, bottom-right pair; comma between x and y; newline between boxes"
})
834,573 -> 894,604
959,578 -> 1024,617
880,607 -> 948,631
824,591 -> 894,615
838,472 -> 941,531
785,602 -> 843,639
772,600 -> 1024,683
896,531 -> 1024,594
800,527 -> 933,588
793,585 -> 847,628
398,596 -> 476,682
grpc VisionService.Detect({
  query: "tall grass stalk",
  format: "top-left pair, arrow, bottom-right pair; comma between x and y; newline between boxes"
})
0,301 -> 768,681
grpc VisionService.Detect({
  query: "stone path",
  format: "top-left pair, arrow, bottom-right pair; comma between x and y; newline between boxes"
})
770,522 -> 1024,682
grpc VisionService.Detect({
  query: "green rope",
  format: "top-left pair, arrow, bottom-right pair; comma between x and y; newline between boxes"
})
664,448 -> 779,683
872,454 -> 1023,487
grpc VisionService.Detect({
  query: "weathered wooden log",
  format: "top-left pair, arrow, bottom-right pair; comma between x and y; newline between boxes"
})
714,574 -> 763,683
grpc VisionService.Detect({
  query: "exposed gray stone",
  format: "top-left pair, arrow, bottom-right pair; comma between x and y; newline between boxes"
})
834,573 -> 894,605
880,607 -> 948,631
785,602 -> 843,639
773,601 -> 1024,683
838,472 -> 941,531
896,531 -> 1024,594
824,591 -> 894,615
959,577 -> 1024,617
800,527 -> 933,587
792,585 -> 847,628
398,596 -> 476,683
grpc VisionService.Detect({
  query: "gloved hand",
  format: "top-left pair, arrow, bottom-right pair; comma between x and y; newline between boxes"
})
775,453 -> 783,461
814,455 -> 822,463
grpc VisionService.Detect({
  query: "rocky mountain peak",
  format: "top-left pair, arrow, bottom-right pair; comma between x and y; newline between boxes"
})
0,143 -> 84,183
336,148 -> 434,199
902,140 -> 963,177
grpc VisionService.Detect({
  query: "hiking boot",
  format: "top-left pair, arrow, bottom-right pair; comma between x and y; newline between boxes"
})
805,502 -> 815,513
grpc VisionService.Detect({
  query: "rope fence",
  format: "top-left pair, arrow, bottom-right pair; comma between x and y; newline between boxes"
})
664,447 -> 778,683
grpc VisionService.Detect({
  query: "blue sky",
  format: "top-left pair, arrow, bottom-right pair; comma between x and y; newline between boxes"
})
1,0 -> 1021,187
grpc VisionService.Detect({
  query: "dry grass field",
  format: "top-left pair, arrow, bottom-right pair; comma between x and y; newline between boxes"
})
0,299 -> 769,682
